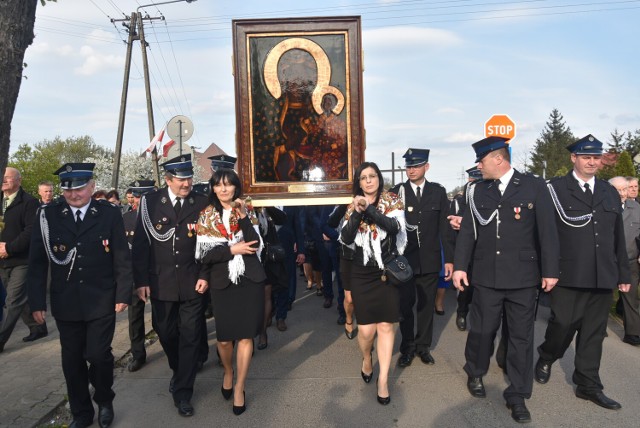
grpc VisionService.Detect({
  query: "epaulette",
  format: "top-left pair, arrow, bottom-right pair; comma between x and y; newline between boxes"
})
547,176 -> 562,184
43,199 -> 63,208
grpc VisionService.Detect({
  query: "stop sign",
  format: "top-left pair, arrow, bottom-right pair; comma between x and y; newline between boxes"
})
485,114 -> 516,142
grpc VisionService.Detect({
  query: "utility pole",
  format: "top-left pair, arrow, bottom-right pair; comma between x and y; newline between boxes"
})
110,0 -> 196,189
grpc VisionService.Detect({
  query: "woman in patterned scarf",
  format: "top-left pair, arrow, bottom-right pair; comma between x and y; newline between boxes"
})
196,168 -> 266,416
340,162 -> 406,405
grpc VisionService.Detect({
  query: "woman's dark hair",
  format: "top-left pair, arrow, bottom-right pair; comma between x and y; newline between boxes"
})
208,168 -> 242,211
352,161 -> 384,203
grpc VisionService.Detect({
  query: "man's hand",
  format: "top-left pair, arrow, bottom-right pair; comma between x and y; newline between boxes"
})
296,253 -> 305,265
137,286 -> 151,303
447,215 -> 462,231
452,270 -> 468,291
541,277 -> 559,292
195,279 -> 209,294
443,263 -> 453,281
0,242 -> 8,258
33,311 -> 46,325
115,303 -> 128,313
619,283 -> 631,293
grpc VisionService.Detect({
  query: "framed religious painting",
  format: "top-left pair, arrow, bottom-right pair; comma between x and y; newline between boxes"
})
232,16 -> 365,206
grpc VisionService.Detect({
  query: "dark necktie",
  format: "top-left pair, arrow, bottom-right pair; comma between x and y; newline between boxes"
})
174,197 -> 182,217
416,186 -> 421,203
75,209 -> 82,229
584,183 -> 593,200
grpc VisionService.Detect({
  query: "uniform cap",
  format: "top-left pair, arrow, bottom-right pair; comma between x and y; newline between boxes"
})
128,179 -> 155,197
402,148 -> 430,167
160,154 -> 194,178
208,154 -> 237,171
54,163 -> 95,190
466,166 -> 483,180
472,136 -> 509,162
566,134 -> 603,155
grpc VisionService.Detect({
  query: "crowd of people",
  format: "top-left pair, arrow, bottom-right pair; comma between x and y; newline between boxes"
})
0,134 -> 638,426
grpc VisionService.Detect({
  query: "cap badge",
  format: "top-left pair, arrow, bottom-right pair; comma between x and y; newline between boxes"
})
66,165 -> 73,172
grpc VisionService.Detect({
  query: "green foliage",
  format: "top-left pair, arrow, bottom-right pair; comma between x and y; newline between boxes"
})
554,166 -> 569,177
8,136 -> 113,196
615,151 -> 635,177
527,109 -> 575,178
597,163 -> 616,181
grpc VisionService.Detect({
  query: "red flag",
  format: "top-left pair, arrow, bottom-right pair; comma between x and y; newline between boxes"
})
162,139 -> 176,158
144,127 -> 165,154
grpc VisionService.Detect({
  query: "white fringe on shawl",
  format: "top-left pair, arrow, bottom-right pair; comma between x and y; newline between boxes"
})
195,208 -> 263,285
339,196 -> 407,270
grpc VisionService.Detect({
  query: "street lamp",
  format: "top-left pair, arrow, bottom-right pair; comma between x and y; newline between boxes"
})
137,0 -> 197,12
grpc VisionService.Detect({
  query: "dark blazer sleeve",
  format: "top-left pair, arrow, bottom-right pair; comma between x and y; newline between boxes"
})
240,215 -> 261,248
27,209 -> 49,313
110,208 -> 133,305
6,194 -> 38,255
295,207 -> 306,254
131,196 -> 151,288
534,177 -> 560,278
265,206 -> 287,225
327,204 -> 348,228
438,187 -> 455,264
453,187 -> 477,273
613,188 -> 632,284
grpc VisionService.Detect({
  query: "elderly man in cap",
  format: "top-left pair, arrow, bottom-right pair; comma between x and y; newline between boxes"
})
122,179 -> 156,372
535,135 -> 630,410
390,148 -> 453,368
0,167 -> 47,352
131,154 -> 209,417
452,137 -> 559,423
27,163 -> 131,428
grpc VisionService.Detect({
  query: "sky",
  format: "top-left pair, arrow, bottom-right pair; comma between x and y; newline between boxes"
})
10,0 -> 640,191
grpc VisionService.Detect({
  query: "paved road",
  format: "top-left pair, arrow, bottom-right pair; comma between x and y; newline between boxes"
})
1,279 -> 639,427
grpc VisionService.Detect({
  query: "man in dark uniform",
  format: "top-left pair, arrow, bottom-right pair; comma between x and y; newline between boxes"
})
453,137 -> 559,423
535,135 -> 631,410
0,167 -> 47,352
123,179 -> 156,372
27,163 -> 131,428
390,148 -> 453,367
449,166 -> 483,331
132,154 -> 209,417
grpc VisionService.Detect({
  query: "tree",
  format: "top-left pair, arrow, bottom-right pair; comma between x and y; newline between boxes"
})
0,0 -> 53,175
609,129 -> 625,152
89,151 -> 155,196
527,109 -> 575,178
8,135 -> 112,195
622,129 -> 640,174
614,151 -> 635,177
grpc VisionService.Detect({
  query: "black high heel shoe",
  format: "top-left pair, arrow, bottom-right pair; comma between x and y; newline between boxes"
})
233,391 -> 246,415
361,351 -> 373,383
221,371 -> 233,400
345,322 -> 358,340
376,378 -> 390,405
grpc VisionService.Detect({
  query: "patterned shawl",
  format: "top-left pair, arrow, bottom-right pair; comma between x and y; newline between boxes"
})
195,205 -> 262,284
339,191 -> 407,269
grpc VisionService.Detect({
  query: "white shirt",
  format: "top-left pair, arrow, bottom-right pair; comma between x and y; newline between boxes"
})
73,202 -> 91,221
572,170 -> 595,192
167,187 -> 181,205
410,178 -> 426,198
497,168 -> 515,195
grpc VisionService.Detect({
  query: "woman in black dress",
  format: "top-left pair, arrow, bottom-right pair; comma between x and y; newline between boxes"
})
196,168 -> 266,415
340,162 -> 406,405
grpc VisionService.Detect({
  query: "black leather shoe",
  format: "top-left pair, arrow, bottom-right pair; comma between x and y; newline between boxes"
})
233,392 -> 246,415
575,390 -> 621,410
361,369 -> 373,383
467,376 -> 486,398
127,358 -> 146,372
276,319 -> 287,331
417,351 -> 435,365
22,330 -> 48,342
257,333 -> 268,350
323,297 -> 333,308
398,353 -> 414,368
534,358 -> 552,384
204,304 -> 214,319
69,420 -> 91,428
506,402 -> 531,423
169,374 -> 176,394
345,323 -> 358,340
623,335 -> 640,346
435,309 -> 445,316
175,400 -> 194,417
377,394 -> 391,405
456,315 -> 467,331
98,403 -> 114,428
221,385 -> 233,400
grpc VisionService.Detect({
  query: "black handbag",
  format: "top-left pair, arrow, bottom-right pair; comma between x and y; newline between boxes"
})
382,254 -> 413,284
265,242 -> 286,263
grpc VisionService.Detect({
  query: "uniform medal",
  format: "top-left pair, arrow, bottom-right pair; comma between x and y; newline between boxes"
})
59,245 -> 66,252
102,239 -> 110,253
514,207 -> 521,220
187,223 -> 196,238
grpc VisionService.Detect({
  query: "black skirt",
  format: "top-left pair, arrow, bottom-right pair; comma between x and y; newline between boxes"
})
340,257 -> 353,291
350,263 -> 399,325
211,277 -> 265,342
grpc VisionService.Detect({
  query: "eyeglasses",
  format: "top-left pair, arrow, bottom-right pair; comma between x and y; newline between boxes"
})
359,174 -> 378,182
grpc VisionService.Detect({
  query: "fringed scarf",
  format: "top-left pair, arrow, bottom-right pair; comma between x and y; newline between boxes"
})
339,191 -> 407,270
195,205 -> 263,284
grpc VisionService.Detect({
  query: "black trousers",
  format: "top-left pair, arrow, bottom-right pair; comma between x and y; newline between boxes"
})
56,314 -> 116,424
538,286 -> 612,393
621,260 -> 640,336
456,285 -> 474,317
152,297 -> 204,402
398,272 -> 438,354
128,293 -> 147,361
464,284 -> 537,404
